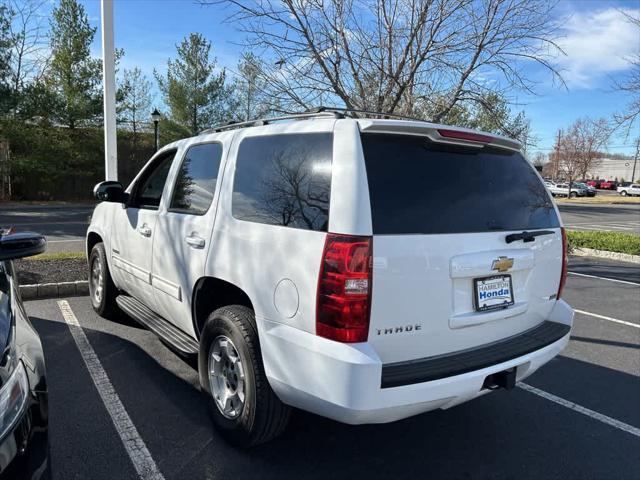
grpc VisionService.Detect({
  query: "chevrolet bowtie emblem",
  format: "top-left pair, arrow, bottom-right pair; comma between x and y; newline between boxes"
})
492,256 -> 514,272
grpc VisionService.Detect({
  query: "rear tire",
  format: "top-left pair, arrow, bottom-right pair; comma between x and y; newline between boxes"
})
88,242 -> 119,318
198,305 -> 290,447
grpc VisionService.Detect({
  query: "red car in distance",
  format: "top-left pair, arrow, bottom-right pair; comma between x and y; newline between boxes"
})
586,180 -> 601,188
600,180 -> 618,190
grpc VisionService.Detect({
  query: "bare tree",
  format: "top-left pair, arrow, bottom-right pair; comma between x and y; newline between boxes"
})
234,52 -> 272,121
556,118 -> 610,196
117,67 -> 153,134
8,0 -> 49,93
612,10 -> 639,137
531,152 -> 546,172
201,0 -> 563,124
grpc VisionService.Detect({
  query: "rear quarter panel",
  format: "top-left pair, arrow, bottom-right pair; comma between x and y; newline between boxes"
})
205,119 -> 338,333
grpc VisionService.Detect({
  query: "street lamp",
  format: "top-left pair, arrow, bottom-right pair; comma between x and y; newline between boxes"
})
151,108 -> 161,152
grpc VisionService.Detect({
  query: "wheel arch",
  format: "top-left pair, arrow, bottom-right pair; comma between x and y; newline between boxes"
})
86,230 -> 103,259
192,277 -> 255,340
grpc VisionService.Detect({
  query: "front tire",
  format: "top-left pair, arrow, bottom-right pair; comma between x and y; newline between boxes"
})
198,305 -> 290,447
620,190 -> 628,196
88,242 -> 119,318
569,191 -> 577,198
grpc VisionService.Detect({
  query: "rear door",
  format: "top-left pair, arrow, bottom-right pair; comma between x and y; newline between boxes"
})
360,132 -> 563,364
152,139 -> 226,336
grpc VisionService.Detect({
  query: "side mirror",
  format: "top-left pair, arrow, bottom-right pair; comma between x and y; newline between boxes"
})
94,181 -> 128,203
0,231 -> 46,261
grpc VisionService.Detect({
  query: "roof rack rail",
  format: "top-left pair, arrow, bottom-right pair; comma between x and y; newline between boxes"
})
308,106 -> 430,123
200,110 -> 340,135
199,106 -> 430,135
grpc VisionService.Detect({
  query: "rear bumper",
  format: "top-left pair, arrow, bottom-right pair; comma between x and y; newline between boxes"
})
259,300 -> 573,425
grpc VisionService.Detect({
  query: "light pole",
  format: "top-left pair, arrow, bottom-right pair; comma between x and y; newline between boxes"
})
632,138 -> 639,183
101,0 -> 117,180
151,108 -> 161,152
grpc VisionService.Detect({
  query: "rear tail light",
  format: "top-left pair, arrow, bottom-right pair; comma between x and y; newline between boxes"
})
316,234 -> 372,343
557,227 -> 568,299
437,129 -> 493,143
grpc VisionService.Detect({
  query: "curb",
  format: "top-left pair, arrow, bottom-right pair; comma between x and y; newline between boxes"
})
20,281 -> 89,300
571,248 -> 640,264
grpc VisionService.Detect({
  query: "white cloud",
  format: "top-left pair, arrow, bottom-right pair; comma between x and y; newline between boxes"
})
557,7 -> 639,88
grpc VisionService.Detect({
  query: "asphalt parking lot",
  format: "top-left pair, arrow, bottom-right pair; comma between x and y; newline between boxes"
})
2,201 -> 638,254
0,203 -> 93,253
561,203 -> 640,234
24,257 -> 640,480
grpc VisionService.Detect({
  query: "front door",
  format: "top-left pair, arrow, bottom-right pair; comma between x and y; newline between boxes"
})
111,150 -> 176,309
152,141 -> 225,336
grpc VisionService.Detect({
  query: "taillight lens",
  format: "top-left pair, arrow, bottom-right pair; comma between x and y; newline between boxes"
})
557,227 -> 568,299
316,234 -> 372,343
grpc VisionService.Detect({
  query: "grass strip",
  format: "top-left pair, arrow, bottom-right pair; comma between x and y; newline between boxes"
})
25,251 -> 86,261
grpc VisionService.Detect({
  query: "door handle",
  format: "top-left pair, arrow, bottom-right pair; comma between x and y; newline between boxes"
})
185,234 -> 205,249
137,225 -> 152,237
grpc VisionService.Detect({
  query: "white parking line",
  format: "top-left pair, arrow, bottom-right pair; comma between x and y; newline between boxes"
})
518,382 -> 640,438
57,300 -> 165,480
568,271 -> 640,286
574,309 -> 640,329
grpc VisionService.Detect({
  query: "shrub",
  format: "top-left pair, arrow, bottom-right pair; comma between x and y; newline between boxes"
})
567,230 -> 640,256
1,120 -> 155,200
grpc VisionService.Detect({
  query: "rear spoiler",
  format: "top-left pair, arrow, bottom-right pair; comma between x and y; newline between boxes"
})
357,120 -> 522,152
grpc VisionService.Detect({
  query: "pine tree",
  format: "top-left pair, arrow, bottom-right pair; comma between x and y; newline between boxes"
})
0,4 -> 14,114
49,0 -> 101,128
155,33 -> 231,135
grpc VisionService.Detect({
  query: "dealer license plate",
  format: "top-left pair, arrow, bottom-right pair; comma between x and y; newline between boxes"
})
474,275 -> 514,312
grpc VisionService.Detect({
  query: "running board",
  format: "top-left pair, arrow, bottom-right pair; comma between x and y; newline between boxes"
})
116,295 -> 199,354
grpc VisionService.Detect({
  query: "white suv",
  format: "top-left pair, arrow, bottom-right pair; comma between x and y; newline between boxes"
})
617,183 -> 640,196
87,110 -> 573,446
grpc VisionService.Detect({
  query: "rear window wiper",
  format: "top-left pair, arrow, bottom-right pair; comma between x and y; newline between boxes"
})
505,230 -> 555,244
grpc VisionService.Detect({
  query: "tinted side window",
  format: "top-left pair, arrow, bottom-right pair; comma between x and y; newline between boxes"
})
169,143 -> 223,215
130,151 -> 175,209
361,133 -> 559,234
232,133 -> 333,231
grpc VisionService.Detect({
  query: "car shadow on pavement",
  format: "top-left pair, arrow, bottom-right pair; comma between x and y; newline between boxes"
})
29,315 -> 640,480
238,356 -> 640,480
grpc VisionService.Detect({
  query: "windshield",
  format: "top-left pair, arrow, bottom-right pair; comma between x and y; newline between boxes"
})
361,133 -> 560,235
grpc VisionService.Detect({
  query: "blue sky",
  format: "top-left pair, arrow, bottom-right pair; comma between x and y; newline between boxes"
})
76,0 -> 639,156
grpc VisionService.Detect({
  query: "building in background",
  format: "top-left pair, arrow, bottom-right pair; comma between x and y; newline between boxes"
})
586,156 -> 637,181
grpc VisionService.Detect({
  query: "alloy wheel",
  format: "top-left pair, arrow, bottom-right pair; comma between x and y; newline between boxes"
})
208,335 -> 246,419
90,256 -> 104,304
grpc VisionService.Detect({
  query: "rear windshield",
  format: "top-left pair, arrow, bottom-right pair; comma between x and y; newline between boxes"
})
361,133 -> 559,234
